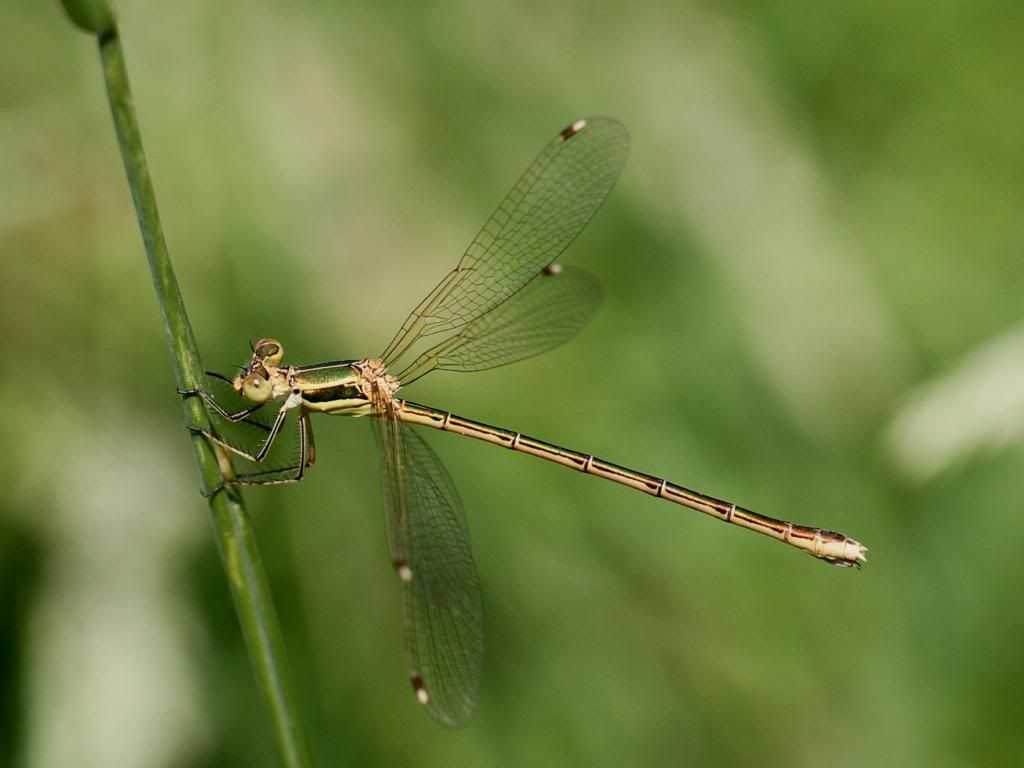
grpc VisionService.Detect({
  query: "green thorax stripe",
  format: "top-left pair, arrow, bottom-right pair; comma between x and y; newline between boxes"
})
292,360 -> 358,386
302,383 -> 364,404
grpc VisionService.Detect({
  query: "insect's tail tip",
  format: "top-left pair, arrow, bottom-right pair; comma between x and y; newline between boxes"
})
812,533 -> 867,568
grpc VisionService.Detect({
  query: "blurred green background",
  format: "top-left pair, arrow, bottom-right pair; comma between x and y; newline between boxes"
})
2,1 -> 1023,766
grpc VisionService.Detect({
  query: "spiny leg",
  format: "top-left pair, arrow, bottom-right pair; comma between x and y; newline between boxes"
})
190,398 -> 295,464
304,411 -> 317,466
179,373 -> 267,423
228,410 -> 316,487
197,409 -> 316,495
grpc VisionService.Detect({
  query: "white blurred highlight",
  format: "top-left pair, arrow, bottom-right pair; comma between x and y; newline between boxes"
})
24,420 -> 208,768
884,326 -> 1024,482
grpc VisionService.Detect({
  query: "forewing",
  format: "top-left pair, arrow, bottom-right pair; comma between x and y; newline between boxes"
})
381,117 -> 629,366
397,265 -> 603,384
372,412 -> 484,726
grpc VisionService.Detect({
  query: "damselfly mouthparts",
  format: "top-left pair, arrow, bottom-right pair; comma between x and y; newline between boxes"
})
184,117 -> 867,726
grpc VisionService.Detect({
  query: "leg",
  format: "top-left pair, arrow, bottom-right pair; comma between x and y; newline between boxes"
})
303,411 -> 316,466
180,386 -> 267,423
191,398 -> 294,464
226,409 -> 316,487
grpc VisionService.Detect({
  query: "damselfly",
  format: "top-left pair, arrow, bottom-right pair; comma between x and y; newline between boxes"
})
185,117 -> 867,726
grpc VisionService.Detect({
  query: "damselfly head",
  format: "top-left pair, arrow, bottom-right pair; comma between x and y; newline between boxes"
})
235,365 -> 273,403
230,338 -> 285,402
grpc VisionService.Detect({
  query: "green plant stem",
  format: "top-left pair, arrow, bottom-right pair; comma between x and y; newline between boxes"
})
82,20 -> 314,768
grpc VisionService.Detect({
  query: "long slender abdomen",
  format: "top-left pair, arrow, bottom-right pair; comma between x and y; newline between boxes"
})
394,400 -> 867,567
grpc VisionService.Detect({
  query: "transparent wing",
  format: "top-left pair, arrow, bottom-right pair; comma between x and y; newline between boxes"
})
381,117 -> 629,366
372,408 -> 484,726
397,265 -> 603,385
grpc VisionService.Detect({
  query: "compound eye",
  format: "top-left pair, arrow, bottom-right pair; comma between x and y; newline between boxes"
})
254,338 -> 284,366
241,373 -> 272,403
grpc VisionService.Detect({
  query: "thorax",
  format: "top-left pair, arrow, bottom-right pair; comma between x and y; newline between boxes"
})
287,358 -> 397,415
